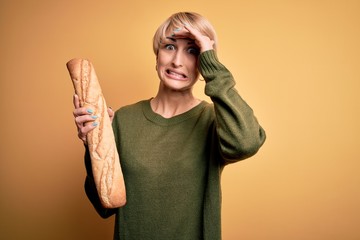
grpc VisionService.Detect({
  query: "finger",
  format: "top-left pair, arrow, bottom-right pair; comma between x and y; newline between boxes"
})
80,121 -> 98,134
78,121 -> 98,142
73,94 -> 80,109
107,107 -> 114,117
75,114 -> 98,128
183,24 -> 202,39
183,25 -> 214,52
73,94 -> 94,117
73,106 -> 94,117
107,107 -> 114,122
73,94 -> 95,115
166,26 -> 191,39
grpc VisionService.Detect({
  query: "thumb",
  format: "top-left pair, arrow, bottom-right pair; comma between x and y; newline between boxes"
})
107,107 -> 114,122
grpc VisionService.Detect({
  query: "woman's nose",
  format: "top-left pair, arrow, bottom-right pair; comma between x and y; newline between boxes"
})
171,51 -> 183,67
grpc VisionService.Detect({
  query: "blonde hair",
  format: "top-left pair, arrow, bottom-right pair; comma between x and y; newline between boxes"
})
152,12 -> 217,55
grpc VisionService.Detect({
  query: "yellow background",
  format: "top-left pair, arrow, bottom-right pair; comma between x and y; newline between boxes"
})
1,0 -> 359,239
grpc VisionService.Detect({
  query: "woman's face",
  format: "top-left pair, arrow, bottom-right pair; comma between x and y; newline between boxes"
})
156,35 -> 200,92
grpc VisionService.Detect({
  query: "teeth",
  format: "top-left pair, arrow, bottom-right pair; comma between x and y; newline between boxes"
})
168,70 -> 185,78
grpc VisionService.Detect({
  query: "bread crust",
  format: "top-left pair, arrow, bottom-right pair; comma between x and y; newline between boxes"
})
67,58 -> 126,208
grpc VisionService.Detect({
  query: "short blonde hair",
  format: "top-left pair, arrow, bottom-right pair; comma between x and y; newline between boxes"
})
152,12 -> 218,55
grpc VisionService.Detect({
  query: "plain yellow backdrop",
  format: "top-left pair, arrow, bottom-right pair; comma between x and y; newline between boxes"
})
1,0 -> 359,239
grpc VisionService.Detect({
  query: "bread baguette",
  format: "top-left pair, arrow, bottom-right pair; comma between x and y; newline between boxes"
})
66,58 -> 126,208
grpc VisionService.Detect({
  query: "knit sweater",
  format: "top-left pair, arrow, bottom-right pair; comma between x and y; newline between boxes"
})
84,50 -> 266,240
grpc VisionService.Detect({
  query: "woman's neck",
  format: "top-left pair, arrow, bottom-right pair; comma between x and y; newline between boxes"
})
150,91 -> 201,118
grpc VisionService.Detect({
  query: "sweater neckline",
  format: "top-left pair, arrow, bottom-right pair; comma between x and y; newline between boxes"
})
142,98 -> 207,126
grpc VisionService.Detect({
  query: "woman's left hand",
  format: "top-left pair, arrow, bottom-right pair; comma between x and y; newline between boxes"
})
171,24 -> 215,53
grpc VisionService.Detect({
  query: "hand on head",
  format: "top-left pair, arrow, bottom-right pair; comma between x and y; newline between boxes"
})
170,24 -> 215,53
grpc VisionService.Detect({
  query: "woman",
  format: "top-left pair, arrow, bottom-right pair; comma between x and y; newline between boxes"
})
73,12 -> 266,240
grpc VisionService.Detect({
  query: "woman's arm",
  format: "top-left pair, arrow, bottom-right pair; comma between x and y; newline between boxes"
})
200,50 -> 266,163
174,25 -> 266,162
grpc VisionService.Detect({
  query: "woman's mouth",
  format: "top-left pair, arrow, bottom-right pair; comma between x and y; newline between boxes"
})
166,69 -> 187,80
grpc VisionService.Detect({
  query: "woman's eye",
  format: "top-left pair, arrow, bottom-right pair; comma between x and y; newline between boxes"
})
165,44 -> 175,50
188,47 -> 200,55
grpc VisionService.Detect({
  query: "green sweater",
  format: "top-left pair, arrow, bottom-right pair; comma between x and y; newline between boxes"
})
84,50 -> 266,240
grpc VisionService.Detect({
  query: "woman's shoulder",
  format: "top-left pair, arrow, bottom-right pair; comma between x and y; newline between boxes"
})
200,100 -> 215,118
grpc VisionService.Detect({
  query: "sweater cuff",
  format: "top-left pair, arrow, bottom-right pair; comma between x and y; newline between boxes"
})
199,50 -> 226,78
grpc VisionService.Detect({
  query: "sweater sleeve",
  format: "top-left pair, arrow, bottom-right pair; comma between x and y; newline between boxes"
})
83,146 -> 117,218
199,50 -> 266,163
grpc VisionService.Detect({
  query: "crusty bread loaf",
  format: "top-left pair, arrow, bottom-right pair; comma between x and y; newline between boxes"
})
66,58 -> 126,208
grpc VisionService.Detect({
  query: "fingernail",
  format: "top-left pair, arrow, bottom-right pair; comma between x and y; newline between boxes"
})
92,122 -> 98,127
174,27 -> 182,32
87,109 -> 93,114
91,115 -> 98,119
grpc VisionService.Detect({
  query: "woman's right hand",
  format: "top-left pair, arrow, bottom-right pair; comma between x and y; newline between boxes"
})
72,94 -> 98,144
